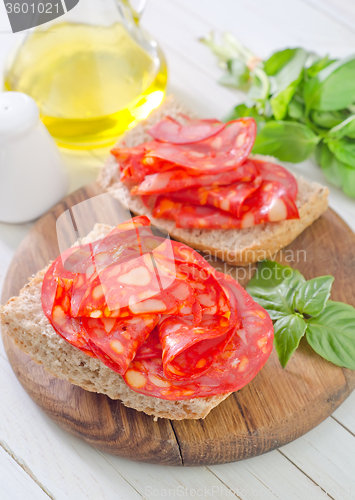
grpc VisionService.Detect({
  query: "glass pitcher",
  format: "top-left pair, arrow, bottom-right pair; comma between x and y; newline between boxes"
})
4,0 -> 167,149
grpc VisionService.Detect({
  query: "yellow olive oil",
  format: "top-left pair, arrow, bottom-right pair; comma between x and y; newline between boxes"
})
5,22 -> 167,149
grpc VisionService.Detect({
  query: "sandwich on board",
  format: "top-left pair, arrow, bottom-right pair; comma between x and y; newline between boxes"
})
1,96 -> 329,420
99,95 -> 329,266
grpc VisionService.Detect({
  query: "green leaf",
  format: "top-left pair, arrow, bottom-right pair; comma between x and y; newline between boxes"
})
339,163 -> 355,198
268,49 -> 308,120
293,276 -> 334,317
327,115 -> 355,139
288,98 -> 304,120
274,315 -> 307,368
264,48 -> 301,76
246,260 -> 306,320
224,103 -> 265,128
252,121 -> 320,162
304,55 -> 355,112
271,78 -> 301,120
306,301 -> 355,369
311,109 -> 351,129
306,55 -> 335,78
327,138 -> 355,168
315,142 -> 344,188
315,142 -> 355,197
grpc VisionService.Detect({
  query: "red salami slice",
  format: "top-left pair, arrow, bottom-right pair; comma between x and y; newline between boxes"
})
159,316 -> 235,380
252,159 -> 298,200
239,180 -> 299,225
42,216 -> 154,347
148,116 -> 226,144
130,160 -> 258,196
152,199 -> 246,229
170,175 -> 263,217
67,217 -> 154,316
159,278 -> 238,381
42,254 -> 94,355
81,314 -> 159,375
123,277 -> 273,400
153,181 -> 299,229
111,145 -> 149,185
135,327 -> 162,360
145,119 -> 256,174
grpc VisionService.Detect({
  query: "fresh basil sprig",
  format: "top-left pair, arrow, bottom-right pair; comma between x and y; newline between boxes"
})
201,33 -> 355,198
246,260 -> 355,369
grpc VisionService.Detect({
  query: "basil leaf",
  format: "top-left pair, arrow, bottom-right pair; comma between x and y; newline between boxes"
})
306,55 -> 335,78
224,103 -> 265,128
268,49 -> 308,120
293,276 -> 334,317
306,301 -> 355,369
315,142 -> 355,197
274,315 -> 307,368
339,163 -> 355,198
327,115 -> 355,139
271,78 -> 302,120
288,98 -> 304,120
311,109 -> 351,130
246,260 -> 306,320
304,55 -> 355,112
252,121 -> 319,162
315,142 -> 344,188
327,138 -> 355,168
264,48 -> 302,76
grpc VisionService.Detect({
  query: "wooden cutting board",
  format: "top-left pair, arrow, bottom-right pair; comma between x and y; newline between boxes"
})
2,182 -> 355,466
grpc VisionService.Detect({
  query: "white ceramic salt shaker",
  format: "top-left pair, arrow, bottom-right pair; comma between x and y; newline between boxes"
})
0,92 -> 68,223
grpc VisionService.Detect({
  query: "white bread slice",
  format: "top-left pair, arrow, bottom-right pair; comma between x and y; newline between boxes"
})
0,223 -> 230,420
98,96 -> 329,266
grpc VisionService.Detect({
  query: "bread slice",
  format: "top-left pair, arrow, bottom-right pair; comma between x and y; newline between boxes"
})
0,223 -> 230,420
98,96 -> 329,266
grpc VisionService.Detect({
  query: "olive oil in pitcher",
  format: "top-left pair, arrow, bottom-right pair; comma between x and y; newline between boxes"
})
4,2 -> 167,149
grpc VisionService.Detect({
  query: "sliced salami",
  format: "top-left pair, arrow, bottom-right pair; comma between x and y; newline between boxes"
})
135,327 -> 162,360
123,277 -> 273,400
130,160 -> 258,196
159,279 -> 238,381
170,175 -> 263,217
252,159 -> 298,200
152,199 -> 247,229
42,255 -> 94,355
81,314 -> 159,375
111,145 -> 149,185
153,181 -> 299,229
145,119 -> 257,174
148,116 -> 226,144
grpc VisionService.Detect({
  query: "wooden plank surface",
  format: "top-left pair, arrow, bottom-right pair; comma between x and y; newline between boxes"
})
0,446 -> 50,500
1,0 -> 355,497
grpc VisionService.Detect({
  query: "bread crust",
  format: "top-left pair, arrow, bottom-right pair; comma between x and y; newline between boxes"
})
98,96 -> 329,266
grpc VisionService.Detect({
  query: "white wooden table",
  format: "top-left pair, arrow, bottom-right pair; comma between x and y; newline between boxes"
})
1,1 -> 355,498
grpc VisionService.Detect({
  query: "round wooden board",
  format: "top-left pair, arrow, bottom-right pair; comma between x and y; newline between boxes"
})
2,182 -> 355,466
